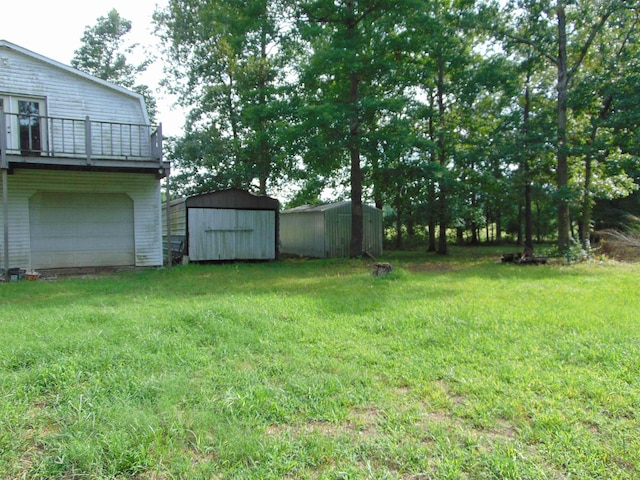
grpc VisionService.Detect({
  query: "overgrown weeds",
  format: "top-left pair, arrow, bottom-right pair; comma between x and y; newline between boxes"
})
596,229 -> 640,261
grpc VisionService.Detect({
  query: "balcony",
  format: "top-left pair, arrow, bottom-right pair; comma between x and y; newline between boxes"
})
0,112 -> 166,175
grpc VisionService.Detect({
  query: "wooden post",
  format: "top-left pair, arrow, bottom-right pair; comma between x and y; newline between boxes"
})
158,123 -> 171,269
0,106 -> 7,169
156,123 -> 163,164
165,176 -> 172,269
0,109 -> 11,282
2,169 -> 7,281
84,116 -> 92,165
0,106 -> 9,281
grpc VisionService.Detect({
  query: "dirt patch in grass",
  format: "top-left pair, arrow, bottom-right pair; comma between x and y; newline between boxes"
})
346,405 -> 382,435
402,262 -> 460,273
265,405 -> 383,440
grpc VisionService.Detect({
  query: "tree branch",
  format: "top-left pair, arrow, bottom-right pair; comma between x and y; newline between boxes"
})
501,31 -> 558,66
354,1 -> 382,26
567,8 -> 616,80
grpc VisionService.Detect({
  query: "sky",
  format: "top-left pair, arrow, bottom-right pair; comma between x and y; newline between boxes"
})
2,0 -> 185,136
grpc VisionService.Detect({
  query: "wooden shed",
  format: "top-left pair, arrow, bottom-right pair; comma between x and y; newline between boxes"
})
280,201 -> 383,258
163,189 -> 279,261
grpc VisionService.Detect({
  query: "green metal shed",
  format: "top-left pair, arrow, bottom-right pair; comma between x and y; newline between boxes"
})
280,201 -> 383,258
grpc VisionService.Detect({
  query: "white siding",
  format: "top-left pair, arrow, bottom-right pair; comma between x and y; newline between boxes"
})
1,169 -> 162,269
0,47 -> 147,125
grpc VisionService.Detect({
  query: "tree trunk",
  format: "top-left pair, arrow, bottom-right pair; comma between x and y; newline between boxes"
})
349,71 -> 363,257
257,27 -> 269,195
395,199 -> 403,249
523,82 -> 533,251
535,201 -> 543,243
346,2 -> 363,258
517,203 -> 523,245
427,92 -> 437,252
436,57 -> 448,255
427,192 -> 437,252
556,2 -> 571,252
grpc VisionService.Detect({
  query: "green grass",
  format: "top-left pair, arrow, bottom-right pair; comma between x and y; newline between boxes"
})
1,247 -> 639,479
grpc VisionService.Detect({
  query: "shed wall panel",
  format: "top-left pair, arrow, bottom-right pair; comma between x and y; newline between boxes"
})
326,206 -> 351,258
280,211 -> 326,258
162,198 -> 187,237
280,202 -> 383,258
363,208 -> 384,257
188,209 -> 276,261
235,210 -> 276,259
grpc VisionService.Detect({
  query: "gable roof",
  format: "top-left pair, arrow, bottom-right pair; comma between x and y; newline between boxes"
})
282,201 -> 382,214
283,201 -> 351,213
0,39 -> 149,124
185,188 -> 280,211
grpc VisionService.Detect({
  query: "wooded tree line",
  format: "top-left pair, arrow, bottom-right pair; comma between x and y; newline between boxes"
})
76,1 -> 640,255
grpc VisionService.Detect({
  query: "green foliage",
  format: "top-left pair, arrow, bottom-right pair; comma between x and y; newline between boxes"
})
154,0 -> 297,195
152,0 -> 640,250
72,9 -> 157,123
1,253 -> 639,478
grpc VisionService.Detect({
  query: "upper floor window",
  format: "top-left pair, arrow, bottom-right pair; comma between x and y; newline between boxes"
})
18,100 -> 42,155
1,95 -> 46,155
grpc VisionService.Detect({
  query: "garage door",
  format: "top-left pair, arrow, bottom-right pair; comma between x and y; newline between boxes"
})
29,192 -> 135,269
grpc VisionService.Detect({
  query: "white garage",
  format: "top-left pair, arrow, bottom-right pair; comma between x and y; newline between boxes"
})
29,192 -> 135,269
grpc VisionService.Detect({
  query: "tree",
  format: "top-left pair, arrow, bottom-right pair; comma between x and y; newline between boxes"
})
406,0 -> 498,253
154,0 -> 296,195
72,9 -> 157,122
294,0 -> 411,257
499,0 -> 629,252
572,3 -> 640,247
499,17 -> 557,251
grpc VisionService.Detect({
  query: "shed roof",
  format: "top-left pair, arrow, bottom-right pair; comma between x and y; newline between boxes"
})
185,188 -> 280,210
282,201 -> 381,214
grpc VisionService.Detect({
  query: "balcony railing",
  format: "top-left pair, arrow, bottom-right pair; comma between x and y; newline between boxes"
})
0,111 -> 162,165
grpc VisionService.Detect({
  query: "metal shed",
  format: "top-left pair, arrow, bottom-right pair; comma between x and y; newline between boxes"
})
163,189 -> 279,261
280,201 -> 383,258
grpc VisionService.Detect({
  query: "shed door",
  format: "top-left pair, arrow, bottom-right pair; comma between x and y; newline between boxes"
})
29,192 -> 135,269
188,209 -> 275,261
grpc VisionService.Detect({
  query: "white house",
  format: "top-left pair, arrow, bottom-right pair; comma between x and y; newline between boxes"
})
0,40 -> 170,275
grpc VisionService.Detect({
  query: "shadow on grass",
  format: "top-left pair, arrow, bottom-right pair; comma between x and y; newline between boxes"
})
0,245 -> 622,319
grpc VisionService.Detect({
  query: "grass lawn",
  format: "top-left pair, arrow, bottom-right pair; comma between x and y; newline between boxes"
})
1,247 -> 639,479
